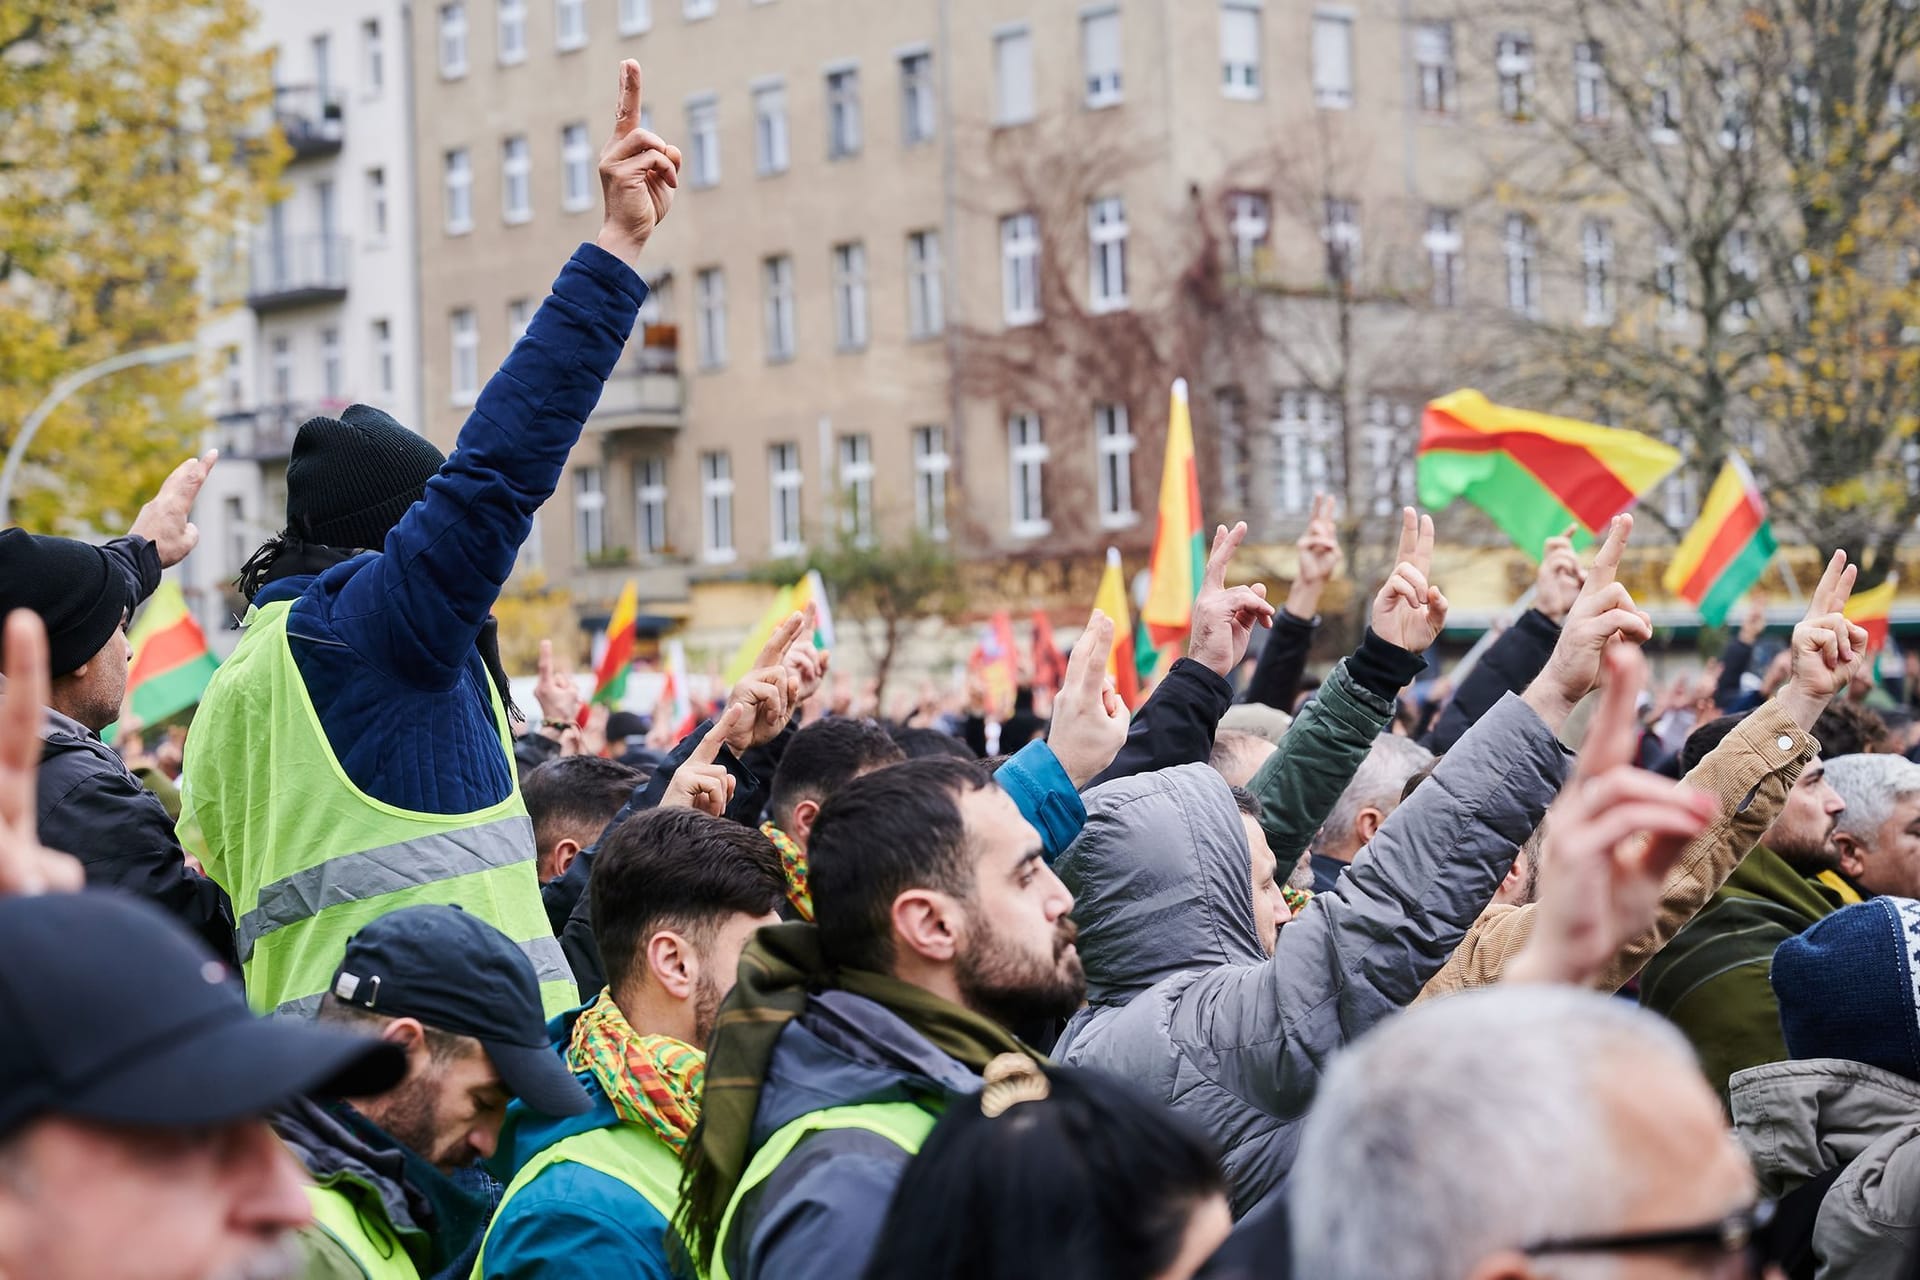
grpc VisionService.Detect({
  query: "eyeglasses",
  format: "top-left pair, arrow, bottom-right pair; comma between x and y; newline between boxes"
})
1522,1199 -> 1777,1275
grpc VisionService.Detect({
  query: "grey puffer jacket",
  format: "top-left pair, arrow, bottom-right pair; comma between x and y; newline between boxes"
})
1732,1058 -> 1920,1279
1054,693 -> 1568,1216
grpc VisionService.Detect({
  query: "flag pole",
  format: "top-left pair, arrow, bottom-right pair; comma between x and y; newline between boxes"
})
1447,587 -> 1536,687
1772,550 -> 1803,605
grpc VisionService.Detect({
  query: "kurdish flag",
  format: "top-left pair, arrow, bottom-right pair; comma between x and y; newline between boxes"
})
1094,547 -> 1142,708
792,570 -> 836,649
1847,576 -> 1898,654
123,581 -> 218,728
589,579 -> 640,709
1142,378 -> 1205,648
721,571 -> 834,685
1661,458 -> 1778,627
655,638 -> 698,741
1417,390 -> 1682,559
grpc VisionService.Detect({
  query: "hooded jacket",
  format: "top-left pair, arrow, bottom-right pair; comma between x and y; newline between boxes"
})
1055,692 -> 1568,1215
1731,1059 -> 1920,1279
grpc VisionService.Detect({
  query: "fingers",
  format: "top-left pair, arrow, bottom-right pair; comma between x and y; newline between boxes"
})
689,704 -> 745,766
610,59 -> 642,144
1585,513 -> 1632,587
1413,513 -> 1435,575
1203,523 -> 1247,592
0,612 -> 49,832
538,639 -> 554,680
1066,611 -> 1116,695
1395,507 -> 1417,563
1593,607 -> 1654,645
752,611 -> 807,671
1425,586 -> 1449,634
163,451 -> 217,508
603,128 -> 685,183
1810,549 -> 1848,615
1577,645 -> 1648,780
1846,620 -> 1871,657
1222,586 -> 1276,627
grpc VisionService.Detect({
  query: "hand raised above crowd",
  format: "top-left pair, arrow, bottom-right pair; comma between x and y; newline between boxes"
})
1369,508 -> 1449,654
130,450 -> 218,570
722,609 -> 809,755
1524,514 -> 1652,731
0,611 -> 84,898
1286,492 -> 1342,621
1533,525 -> 1585,625
533,639 -> 584,751
595,59 -> 683,263
659,706 -> 742,817
1047,611 -> 1130,788
1775,550 -> 1871,732
1187,522 -> 1275,678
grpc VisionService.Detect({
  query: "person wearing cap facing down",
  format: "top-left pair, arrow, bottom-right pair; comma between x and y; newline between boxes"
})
178,59 -> 681,1020
273,904 -> 593,1280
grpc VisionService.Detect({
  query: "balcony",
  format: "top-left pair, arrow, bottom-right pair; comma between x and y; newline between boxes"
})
214,404 -> 314,461
248,235 -> 350,313
275,85 -> 343,161
586,325 -> 682,435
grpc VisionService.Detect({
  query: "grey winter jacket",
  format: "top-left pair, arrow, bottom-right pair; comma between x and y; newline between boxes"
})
1732,1058 -> 1920,1279
1055,692 -> 1568,1215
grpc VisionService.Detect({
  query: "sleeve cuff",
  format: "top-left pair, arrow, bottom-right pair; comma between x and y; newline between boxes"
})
1167,657 -> 1233,706
996,741 -> 1089,861
1276,610 -> 1320,634
1346,629 -> 1428,700
1517,609 -> 1563,642
569,242 -> 652,309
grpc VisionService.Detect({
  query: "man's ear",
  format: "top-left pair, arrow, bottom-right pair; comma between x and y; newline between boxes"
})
550,837 -> 583,882
645,930 -> 695,1001
1353,806 -> 1384,847
1835,830 -> 1869,882
890,890 -> 960,966
790,798 -> 822,846
378,1016 -> 431,1078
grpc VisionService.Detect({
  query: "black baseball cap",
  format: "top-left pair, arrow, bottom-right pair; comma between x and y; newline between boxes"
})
0,892 -> 406,1140
330,904 -> 592,1117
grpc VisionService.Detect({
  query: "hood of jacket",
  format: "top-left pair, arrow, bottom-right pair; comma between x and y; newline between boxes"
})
1721,845 -> 1848,923
1731,1057 -> 1920,1194
1058,763 -> 1264,1008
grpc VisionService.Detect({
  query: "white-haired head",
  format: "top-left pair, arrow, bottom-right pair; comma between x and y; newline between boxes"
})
1313,734 -> 1434,861
1824,753 -> 1920,845
1826,752 -> 1920,898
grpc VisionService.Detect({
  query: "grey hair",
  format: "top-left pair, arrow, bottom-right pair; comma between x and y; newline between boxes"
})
1210,729 -> 1278,788
1824,753 -> 1920,844
1291,987 -> 1697,1280
1314,734 -> 1435,859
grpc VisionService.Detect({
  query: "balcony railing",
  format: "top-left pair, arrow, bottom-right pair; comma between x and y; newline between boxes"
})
214,402 -> 347,461
587,325 -> 682,432
275,84 -> 344,161
248,234 -> 350,313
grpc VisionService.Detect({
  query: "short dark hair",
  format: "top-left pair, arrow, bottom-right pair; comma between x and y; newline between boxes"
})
1227,785 -> 1261,819
1683,712 -> 1751,775
1400,762 -> 1438,803
522,756 -> 646,853
768,718 -> 906,830
887,724 -> 979,760
590,808 -> 785,995
315,993 -> 474,1062
1815,701 -> 1891,758
811,758 -> 991,974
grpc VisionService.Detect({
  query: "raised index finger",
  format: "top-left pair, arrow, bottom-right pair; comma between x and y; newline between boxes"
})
1809,549 -> 1848,616
689,704 -> 743,766
1065,610 -> 1115,695
753,610 -> 807,671
1575,643 -> 1648,782
1584,513 -> 1632,590
1413,513 -> 1435,575
610,59 -> 642,145
1204,523 -> 1245,592
1395,507 -> 1417,564
0,611 -> 49,818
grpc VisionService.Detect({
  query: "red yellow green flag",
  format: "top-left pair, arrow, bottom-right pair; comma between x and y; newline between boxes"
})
124,581 -> 218,727
1660,457 -> 1778,627
1142,378 -> 1205,648
1094,547 -> 1141,708
1417,389 -> 1681,558
1846,577 -> 1897,654
589,580 -> 640,708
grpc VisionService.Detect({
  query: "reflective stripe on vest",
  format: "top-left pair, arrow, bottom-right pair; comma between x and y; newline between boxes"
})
472,1122 -> 684,1279
179,599 -> 574,1017
306,1184 -> 422,1280
711,1102 -> 939,1280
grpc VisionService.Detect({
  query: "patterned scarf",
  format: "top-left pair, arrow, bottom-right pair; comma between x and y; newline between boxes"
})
760,822 -> 813,921
566,989 -> 706,1153
1282,884 -> 1314,914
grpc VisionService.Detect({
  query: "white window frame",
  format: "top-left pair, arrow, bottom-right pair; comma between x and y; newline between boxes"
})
832,241 -> 870,351
994,25 -> 1035,125
769,442 -> 805,557
498,0 -> 527,65
1312,10 -> 1354,109
1574,40 -> 1608,123
561,122 -> 594,211
1496,31 -> 1535,122
1656,232 -> 1688,326
508,297 -> 532,347
701,451 -> 736,563
1362,398 -> 1416,515
636,458 -> 668,556
839,434 -> 875,547
900,49 -> 936,145
685,0 -> 716,18
502,135 -> 531,224
362,19 -> 385,96
1414,22 -> 1455,115
575,466 -> 607,561
695,267 -> 728,369
912,424 -> 950,541
1581,218 -> 1614,326
907,230 -> 943,339
1001,212 -> 1040,325
1504,214 -> 1539,317
372,318 -> 394,394
763,255 -> 796,361
366,167 -> 389,246
439,1 -> 468,78
1425,207 -> 1462,307
1081,8 -> 1123,108
826,67 -> 863,159
555,0 -> 587,51
1095,403 -> 1137,528
1229,191 -> 1270,276
619,0 -> 652,35
444,148 -> 473,234
1726,227 -> 1757,327
450,308 -> 479,405
1008,412 -> 1051,537
753,80 -> 790,176
320,327 -> 342,400
687,96 -> 721,187
1323,197 -> 1360,284
1650,76 -> 1681,144
1220,3 -> 1261,100
1273,390 -> 1338,517
1088,195 -> 1129,313
270,335 -> 294,404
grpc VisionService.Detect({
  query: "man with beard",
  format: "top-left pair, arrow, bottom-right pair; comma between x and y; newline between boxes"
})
274,906 -> 594,1280
474,808 -> 785,1277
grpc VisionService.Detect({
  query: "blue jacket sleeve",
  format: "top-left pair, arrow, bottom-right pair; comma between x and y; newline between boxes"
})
1089,658 -> 1234,789
996,740 -> 1087,862
481,1164 -> 673,1280
326,244 -> 649,689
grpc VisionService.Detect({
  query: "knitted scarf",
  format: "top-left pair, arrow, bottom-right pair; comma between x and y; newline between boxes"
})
760,822 -> 813,921
567,989 -> 705,1153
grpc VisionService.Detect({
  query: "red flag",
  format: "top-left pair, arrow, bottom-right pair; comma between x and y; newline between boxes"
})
1031,609 -> 1067,694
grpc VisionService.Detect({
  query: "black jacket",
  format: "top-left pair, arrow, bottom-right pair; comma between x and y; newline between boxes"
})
1090,658 -> 1234,789
1241,611 -> 1318,713
1425,608 -> 1559,754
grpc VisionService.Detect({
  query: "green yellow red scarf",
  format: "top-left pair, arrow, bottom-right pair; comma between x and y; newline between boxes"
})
760,821 -> 813,921
566,989 -> 705,1153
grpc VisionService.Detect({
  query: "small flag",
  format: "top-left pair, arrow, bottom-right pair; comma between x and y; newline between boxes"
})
1417,389 -> 1682,559
969,611 -> 1019,717
587,580 -> 640,713
1031,609 -> 1067,694
655,639 -> 698,741
722,584 -> 797,685
1661,457 -> 1779,627
122,581 -> 219,729
1142,378 -> 1206,648
1847,576 -> 1897,654
792,569 -> 836,649
1094,547 -> 1141,708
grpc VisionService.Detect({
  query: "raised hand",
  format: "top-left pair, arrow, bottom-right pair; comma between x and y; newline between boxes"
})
1369,508 -> 1449,654
1047,611 -> 1130,787
1740,594 -> 1769,646
1525,514 -> 1652,731
595,60 -> 683,263
1287,493 -> 1342,621
783,604 -> 831,708
1534,525 -> 1585,624
660,706 -> 742,816
0,612 -> 84,897
1188,522 -> 1276,678
130,450 -> 218,569
1506,645 -> 1716,987
1775,551 -> 1871,730
724,611 -> 807,754
534,639 -> 583,733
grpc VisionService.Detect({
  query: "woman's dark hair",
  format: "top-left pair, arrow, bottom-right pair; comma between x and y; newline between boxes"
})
861,1066 -> 1228,1280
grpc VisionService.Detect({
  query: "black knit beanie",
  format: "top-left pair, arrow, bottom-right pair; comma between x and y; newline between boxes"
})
285,404 -> 447,551
0,530 -> 130,676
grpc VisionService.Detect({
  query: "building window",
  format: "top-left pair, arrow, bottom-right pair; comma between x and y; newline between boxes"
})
1722,63 -> 1757,153
1581,218 -> 1613,325
1363,398 -> 1417,515
270,335 -> 293,404
366,167 -> 388,244
575,466 -> 607,560
1323,197 -> 1360,284
769,442 -> 805,556
371,319 -> 394,394
1657,232 -> 1687,324
1009,412 -> 1050,537
555,0 -> 586,50
763,255 -> 796,361
685,0 -> 715,18
907,230 -> 943,339
1221,3 -> 1261,98
901,51 -> 935,145
221,345 -> 244,412
1504,214 -> 1539,317
1228,191 -> 1270,276
636,458 -> 667,555
1574,40 -> 1608,123
912,425 -> 950,540
312,33 -> 333,104
362,19 -> 384,95
1425,208 -> 1462,307
1312,11 -> 1354,109
1088,196 -> 1129,313
1496,32 -> 1534,121
827,68 -> 862,158
1727,227 -> 1757,327
687,97 -> 720,186
695,267 -> 727,369
1414,22 -> 1455,115
444,148 -> 472,234
994,25 -> 1035,124
701,451 -> 735,562
451,308 -> 479,404
561,122 -> 593,211
502,135 -> 531,223
1651,76 -> 1680,144
832,242 -> 869,350
620,0 -> 651,34
498,0 -> 526,64
439,2 -> 468,77
1081,8 -> 1123,107
508,297 -> 531,347
1274,390 -> 1337,517
320,328 -> 342,400
753,81 -> 790,175
1095,403 -> 1136,527
839,434 -> 875,546
1001,212 -> 1040,325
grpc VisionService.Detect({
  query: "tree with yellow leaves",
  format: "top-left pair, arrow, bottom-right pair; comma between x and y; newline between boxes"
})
0,0 -> 281,534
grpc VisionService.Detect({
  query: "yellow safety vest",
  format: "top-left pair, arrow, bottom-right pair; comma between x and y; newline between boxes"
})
472,1122 -> 685,1279
306,1183 -> 421,1280
179,599 -> 573,1016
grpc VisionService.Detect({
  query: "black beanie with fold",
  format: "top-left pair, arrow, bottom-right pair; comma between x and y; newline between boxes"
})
285,404 -> 447,552
0,530 -> 130,676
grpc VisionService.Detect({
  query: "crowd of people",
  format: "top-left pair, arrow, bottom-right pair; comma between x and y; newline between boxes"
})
7,57 -> 1920,1280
